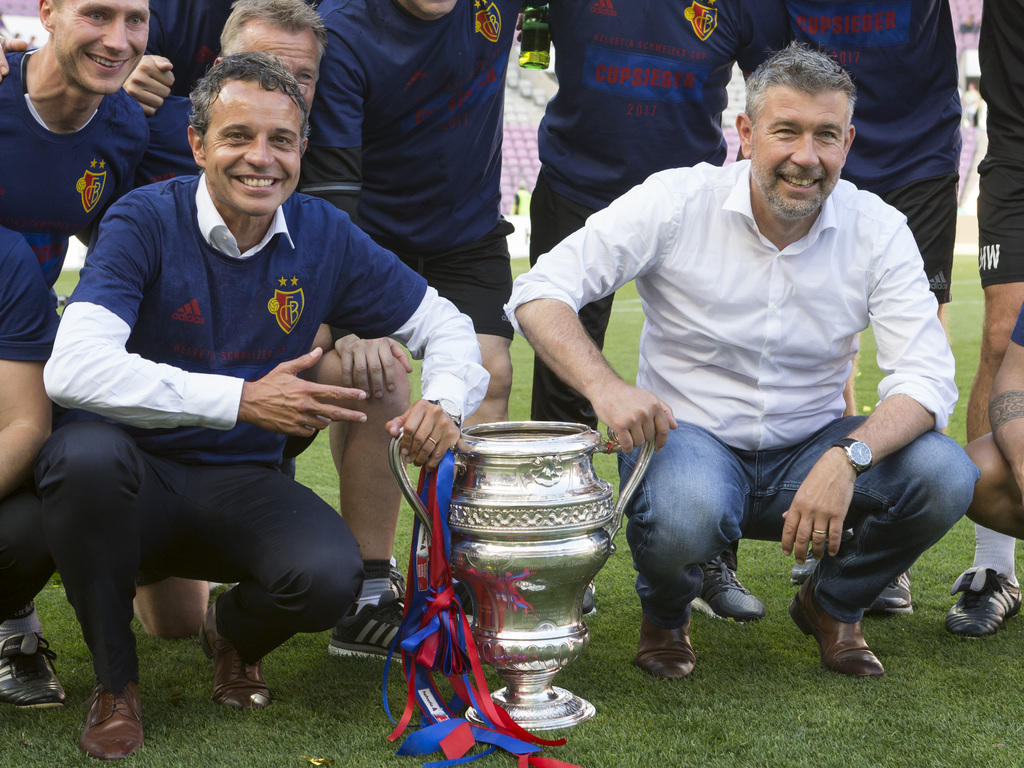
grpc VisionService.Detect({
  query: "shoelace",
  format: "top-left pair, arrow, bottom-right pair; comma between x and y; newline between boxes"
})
706,556 -> 742,589
226,650 -> 265,684
958,571 -> 1003,607
3,636 -> 58,681
109,691 -> 139,719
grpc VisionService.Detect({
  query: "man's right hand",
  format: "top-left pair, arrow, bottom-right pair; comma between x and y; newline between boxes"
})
237,347 -> 369,436
124,55 -> 175,116
334,334 -> 413,400
592,378 -> 676,452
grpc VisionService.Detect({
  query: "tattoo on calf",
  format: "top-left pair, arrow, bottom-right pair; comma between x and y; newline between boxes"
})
990,391 -> 1024,430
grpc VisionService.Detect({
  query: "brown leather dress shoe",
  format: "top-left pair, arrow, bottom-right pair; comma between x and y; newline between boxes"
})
634,615 -> 695,680
789,579 -> 884,677
79,681 -> 143,760
200,602 -> 270,709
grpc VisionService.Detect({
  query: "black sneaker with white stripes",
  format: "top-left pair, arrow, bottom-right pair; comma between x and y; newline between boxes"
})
0,633 -> 66,708
329,589 -> 405,659
945,567 -> 1022,637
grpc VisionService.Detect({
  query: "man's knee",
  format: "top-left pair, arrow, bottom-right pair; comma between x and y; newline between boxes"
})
291,537 -> 364,630
479,335 -> 512,396
625,480 -> 738,570
897,432 -> 979,525
622,432 -> 743,567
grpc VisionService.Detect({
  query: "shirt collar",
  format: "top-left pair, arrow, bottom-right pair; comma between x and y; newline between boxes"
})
723,161 -> 838,252
195,174 -> 294,259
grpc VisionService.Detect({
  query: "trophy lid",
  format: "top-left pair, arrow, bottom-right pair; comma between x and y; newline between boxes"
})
457,421 -> 603,458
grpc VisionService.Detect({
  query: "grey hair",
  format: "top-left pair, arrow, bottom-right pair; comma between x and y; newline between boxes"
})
220,0 -> 327,63
189,52 -> 310,141
745,42 -> 857,126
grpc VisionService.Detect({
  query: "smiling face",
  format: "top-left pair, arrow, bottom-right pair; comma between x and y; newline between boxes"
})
737,85 -> 854,247
42,0 -> 149,96
227,20 -> 321,106
188,78 -> 306,251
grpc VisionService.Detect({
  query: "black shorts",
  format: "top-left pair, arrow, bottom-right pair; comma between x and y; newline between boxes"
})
977,156 -> 1024,288
387,221 -> 515,339
879,172 -> 958,304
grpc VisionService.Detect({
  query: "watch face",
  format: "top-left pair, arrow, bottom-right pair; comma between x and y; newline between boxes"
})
848,441 -> 872,468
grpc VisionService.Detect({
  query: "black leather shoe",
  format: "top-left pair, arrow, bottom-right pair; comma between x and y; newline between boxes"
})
790,579 -> 884,677
79,681 -> 143,760
946,567 -> 1022,637
634,615 -> 695,680
0,632 -> 66,708
200,602 -> 270,709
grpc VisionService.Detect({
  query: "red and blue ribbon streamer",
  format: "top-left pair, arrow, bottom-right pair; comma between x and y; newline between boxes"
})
382,452 -> 584,768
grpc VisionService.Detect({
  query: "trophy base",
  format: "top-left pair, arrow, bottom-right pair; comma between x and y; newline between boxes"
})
466,686 -> 596,731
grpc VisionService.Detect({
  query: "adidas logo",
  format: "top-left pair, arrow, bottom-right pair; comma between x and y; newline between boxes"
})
193,45 -> 217,64
929,270 -> 949,292
590,0 -> 617,15
172,299 -> 206,325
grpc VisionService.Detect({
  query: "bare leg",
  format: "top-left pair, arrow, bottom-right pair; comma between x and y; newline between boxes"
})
966,435 -> 1024,539
466,333 -> 512,426
328,375 -> 411,562
134,578 -> 209,638
967,283 -> 1024,441
966,283 -> 1024,576
842,362 -> 857,417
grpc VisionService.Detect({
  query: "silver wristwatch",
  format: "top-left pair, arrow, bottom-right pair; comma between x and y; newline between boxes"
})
428,398 -> 462,428
832,438 -> 872,474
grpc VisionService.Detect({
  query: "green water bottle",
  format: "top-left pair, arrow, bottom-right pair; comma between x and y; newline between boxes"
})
519,4 -> 550,70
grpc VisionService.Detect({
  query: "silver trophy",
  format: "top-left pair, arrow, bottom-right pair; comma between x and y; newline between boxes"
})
390,422 -> 652,731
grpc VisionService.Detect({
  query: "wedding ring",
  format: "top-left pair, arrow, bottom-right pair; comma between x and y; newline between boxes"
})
426,437 -> 438,447
813,529 -> 827,535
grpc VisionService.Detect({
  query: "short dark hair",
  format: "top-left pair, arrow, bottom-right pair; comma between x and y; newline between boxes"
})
745,42 -> 857,126
220,0 -> 327,63
189,52 -> 309,142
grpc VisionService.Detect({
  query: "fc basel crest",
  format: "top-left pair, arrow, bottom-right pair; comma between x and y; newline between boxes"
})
268,287 -> 304,334
76,167 -> 106,213
474,1 -> 501,42
684,1 -> 718,41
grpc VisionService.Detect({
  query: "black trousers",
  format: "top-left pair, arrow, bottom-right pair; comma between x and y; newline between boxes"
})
528,172 -> 614,427
35,421 -> 363,692
0,488 -> 54,621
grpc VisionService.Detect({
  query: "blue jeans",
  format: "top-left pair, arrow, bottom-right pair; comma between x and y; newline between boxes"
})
618,417 -> 979,628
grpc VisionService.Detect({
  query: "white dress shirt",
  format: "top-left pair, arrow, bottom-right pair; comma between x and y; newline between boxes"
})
46,177 -> 488,428
506,160 -> 956,451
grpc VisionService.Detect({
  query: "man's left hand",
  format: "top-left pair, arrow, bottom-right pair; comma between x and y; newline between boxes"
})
781,448 -> 856,562
386,399 -> 461,472
0,36 -> 29,81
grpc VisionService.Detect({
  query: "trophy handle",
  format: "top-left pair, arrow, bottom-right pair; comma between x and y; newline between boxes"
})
388,435 -> 434,538
604,440 -> 655,552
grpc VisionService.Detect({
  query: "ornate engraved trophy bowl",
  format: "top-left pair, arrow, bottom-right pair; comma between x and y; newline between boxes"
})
390,421 -> 652,731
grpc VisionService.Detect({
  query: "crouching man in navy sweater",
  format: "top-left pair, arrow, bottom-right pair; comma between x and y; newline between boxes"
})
34,53 -> 487,761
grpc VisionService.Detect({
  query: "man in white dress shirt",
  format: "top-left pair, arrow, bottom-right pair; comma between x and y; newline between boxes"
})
507,43 -> 977,681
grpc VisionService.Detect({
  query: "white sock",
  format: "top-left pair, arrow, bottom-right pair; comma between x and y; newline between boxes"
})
973,524 -> 1018,585
355,558 -> 396,611
0,602 -> 44,642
